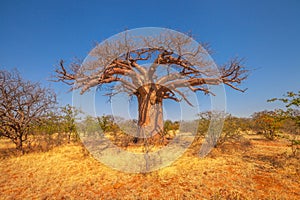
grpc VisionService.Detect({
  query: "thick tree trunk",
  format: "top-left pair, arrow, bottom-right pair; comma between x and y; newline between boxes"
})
135,84 -> 164,141
14,137 -> 24,154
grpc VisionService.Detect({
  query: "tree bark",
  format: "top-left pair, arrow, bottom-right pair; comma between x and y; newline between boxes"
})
135,84 -> 164,142
14,137 -> 24,154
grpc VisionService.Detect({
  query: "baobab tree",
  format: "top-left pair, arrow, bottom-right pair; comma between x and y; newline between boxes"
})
55,30 -> 248,142
0,69 -> 57,153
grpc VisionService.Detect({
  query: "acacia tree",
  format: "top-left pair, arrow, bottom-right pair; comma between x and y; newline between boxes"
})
55,31 -> 248,140
268,91 -> 300,126
60,104 -> 81,143
0,69 -> 56,153
252,110 -> 283,140
268,91 -> 300,155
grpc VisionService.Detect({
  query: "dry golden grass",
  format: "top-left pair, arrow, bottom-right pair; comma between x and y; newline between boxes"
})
0,133 -> 299,199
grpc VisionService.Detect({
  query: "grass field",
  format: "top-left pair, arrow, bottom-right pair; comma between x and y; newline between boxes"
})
0,133 -> 299,199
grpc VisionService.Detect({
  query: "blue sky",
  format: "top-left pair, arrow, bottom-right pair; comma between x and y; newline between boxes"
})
1,0 -> 300,119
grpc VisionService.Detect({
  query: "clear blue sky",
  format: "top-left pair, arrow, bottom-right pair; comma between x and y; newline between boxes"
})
1,0 -> 299,119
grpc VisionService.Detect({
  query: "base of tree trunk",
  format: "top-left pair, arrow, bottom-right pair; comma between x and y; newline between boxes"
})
136,100 -> 164,143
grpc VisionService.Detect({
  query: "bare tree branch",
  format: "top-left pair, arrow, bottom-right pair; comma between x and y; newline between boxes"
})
0,69 -> 57,152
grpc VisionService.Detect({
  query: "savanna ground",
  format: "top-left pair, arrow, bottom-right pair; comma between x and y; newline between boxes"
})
0,132 -> 299,200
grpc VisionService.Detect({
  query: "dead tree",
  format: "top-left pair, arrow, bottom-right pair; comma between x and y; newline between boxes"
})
0,69 -> 56,153
55,31 -> 248,142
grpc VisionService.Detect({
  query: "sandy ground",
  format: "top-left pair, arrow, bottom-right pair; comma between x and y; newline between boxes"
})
0,134 -> 299,199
